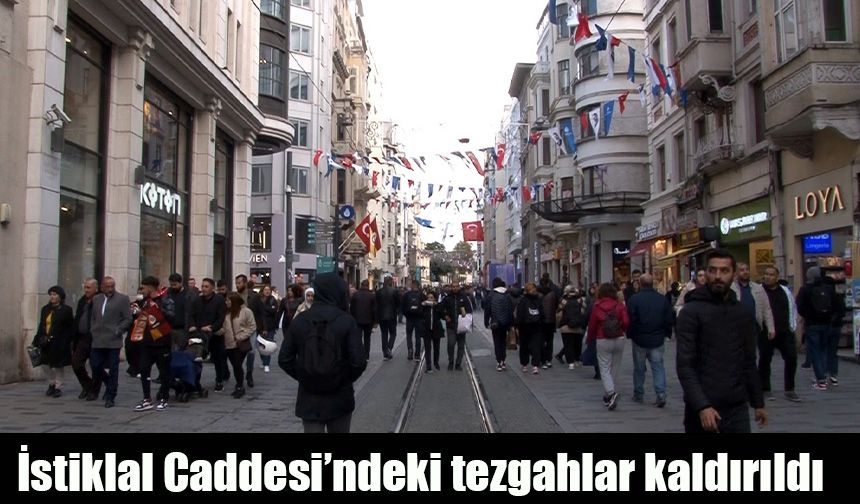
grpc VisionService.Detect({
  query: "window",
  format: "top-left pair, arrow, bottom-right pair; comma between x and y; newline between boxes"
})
349,67 -> 357,94
823,0 -> 847,42
558,59 -> 571,95
557,3 -> 571,39
235,21 -> 242,81
252,164 -> 271,195
541,89 -> 551,117
655,145 -> 666,192
580,0 -> 597,16
261,0 -> 285,20
291,24 -> 312,54
213,134 -> 234,283
708,0 -> 724,32
667,18 -> 677,60
290,71 -> 310,100
226,9 -> 234,72
336,169 -> 346,205
775,0 -> 799,62
291,0 -> 311,7
290,166 -> 308,194
685,0 -> 692,41
749,0 -> 757,14
577,45 -> 599,78
259,45 -> 284,98
295,218 -> 316,254
752,81 -> 766,143
292,119 -> 309,147
542,137 -> 552,165
675,132 -> 686,180
250,217 -> 272,252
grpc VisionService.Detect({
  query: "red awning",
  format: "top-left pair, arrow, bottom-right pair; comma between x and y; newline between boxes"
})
626,240 -> 655,258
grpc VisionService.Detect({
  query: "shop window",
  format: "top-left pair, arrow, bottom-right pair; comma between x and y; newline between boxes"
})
251,217 -> 272,252
213,134 -> 234,282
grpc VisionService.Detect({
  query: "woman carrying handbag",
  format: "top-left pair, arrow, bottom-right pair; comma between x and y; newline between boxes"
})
224,293 -> 257,398
34,286 -> 75,398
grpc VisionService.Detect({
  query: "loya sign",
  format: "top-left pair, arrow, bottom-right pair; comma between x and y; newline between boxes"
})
140,182 -> 182,217
794,185 -> 845,221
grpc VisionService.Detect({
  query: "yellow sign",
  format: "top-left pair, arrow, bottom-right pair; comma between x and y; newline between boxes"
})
794,185 -> 845,220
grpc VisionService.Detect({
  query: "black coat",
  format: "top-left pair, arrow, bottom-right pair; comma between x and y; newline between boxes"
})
418,301 -> 445,340
74,296 -> 95,342
36,303 -> 75,368
279,273 -> 367,422
375,286 -> 400,322
514,293 -> 544,328
796,279 -> 845,326
539,284 -> 561,324
626,287 -> 675,348
258,295 -> 279,333
484,288 -> 514,328
401,289 -> 425,319
676,286 -> 764,412
350,289 -> 377,326
188,294 -> 226,335
442,292 -> 473,330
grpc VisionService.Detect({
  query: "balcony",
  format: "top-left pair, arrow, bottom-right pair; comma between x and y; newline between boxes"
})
536,218 -> 554,242
694,126 -> 744,175
531,192 -> 649,223
677,37 -> 733,91
532,61 -> 550,77
763,48 -> 860,156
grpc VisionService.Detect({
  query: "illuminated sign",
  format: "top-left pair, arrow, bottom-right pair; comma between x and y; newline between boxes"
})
140,182 -> 181,216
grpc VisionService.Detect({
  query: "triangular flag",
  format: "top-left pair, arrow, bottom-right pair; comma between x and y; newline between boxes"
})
595,25 -> 607,51
529,131 -> 542,145
588,107 -> 601,139
603,101 -> 614,136
313,149 -> 324,167
627,46 -> 636,83
466,151 -> 484,176
496,144 -> 506,169
372,171 -> 379,187
606,42 -> 615,80
618,91 -> 630,114
408,179 -> 414,188
428,184 -> 434,197
580,112 -> 589,132
680,88 -> 689,109
638,83 -> 648,107
399,157 -> 413,170
643,54 -> 660,96
661,64 -> 673,96
652,58 -> 668,91
573,14 -> 593,43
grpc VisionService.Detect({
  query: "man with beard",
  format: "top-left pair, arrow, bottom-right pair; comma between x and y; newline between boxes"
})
676,249 -> 767,433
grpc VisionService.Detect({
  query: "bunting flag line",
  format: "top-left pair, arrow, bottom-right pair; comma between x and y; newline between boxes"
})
573,13 -> 593,43
603,101 -> 615,137
415,217 -> 434,228
560,118 -> 577,155
529,131 -> 542,145
588,108 -> 601,140
618,91 -> 630,114
595,25 -> 607,51
496,143 -> 506,169
466,151 -> 484,176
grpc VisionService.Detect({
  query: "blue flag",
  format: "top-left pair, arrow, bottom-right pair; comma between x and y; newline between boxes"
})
627,47 -> 636,82
392,176 -> 401,191
680,89 -> 689,109
548,0 -> 558,24
595,26 -> 607,51
415,217 -> 434,228
428,184 -> 434,197
560,118 -> 577,154
603,101 -> 615,137
660,64 -> 673,96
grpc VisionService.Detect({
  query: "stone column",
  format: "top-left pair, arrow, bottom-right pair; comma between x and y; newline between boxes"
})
103,27 -> 152,296
188,97 -> 220,280
232,130 -> 255,277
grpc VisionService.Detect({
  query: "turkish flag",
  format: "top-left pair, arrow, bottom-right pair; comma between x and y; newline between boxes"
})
462,221 -> 484,242
369,218 -> 383,254
466,151 -> 484,176
522,186 -> 532,203
313,149 -> 324,167
496,144 -> 506,169
355,214 -> 372,252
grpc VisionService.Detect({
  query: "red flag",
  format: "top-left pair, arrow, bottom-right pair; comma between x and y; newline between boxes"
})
618,91 -> 630,114
544,180 -> 555,199
529,131 -> 542,145
341,157 -> 353,169
369,218 -> 382,256
399,157 -> 413,170
610,36 -> 621,47
466,151 -> 484,176
522,186 -> 532,203
372,172 -> 379,187
355,214 -> 372,252
408,179 -> 414,188
496,144 -> 506,169
495,187 -> 505,202
462,221 -> 484,242
313,149 -> 324,167
651,58 -> 668,90
573,14 -> 593,43
580,112 -> 589,132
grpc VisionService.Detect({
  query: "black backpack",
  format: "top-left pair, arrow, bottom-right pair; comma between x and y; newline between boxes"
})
600,305 -> 623,338
299,318 -> 345,394
560,298 -> 584,329
810,284 -> 833,318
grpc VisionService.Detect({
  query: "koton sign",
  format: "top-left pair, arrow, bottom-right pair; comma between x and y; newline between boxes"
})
140,182 -> 182,216
794,185 -> 845,220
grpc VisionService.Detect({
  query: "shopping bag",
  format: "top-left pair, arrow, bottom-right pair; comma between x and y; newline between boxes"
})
457,313 -> 473,334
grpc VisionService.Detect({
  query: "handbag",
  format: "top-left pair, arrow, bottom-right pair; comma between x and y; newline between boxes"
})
231,318 -> 253,354
27,345 -> 43,368
581,332 -> 597,367
457,313 -> 473,334
506,327 -> 518,350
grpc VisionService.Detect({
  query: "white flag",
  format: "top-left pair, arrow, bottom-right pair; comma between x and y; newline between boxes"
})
548,126 -> 567,155
588,107 -> 601,139
638,84 -> 648,108
606,44 -> 615,80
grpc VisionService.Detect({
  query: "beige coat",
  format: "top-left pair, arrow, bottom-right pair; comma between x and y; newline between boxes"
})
731,280 -> 776,335
224,306 -> 256,350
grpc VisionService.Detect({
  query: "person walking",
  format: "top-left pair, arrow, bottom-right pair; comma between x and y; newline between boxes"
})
187,278 -> 227,391
279,273 -> 367,433
376,278 -> 399,360
587,283 -> 630,410
223,293 -> 256,399
514,283 -> 544,375
484,278 -> 514,371
401,281 -> 425,361
163,273 -> 191,350
257,285 -> 279,374
89,276 -> 132,407
626,274 -> 674,408
72,278 -> 99,399
349,280 -> 377,361
556,286 -> 586,369
760,266 -> 801,402
443,284 -> 473,370
419,291 -> 445,373
732,262 -> 776,342
34,286 -> 75,398
676,249 -> 767,433
539,273 -> 561,370
675,269 -> 706,314
796,266 -> 844,391
132,277 -> 173,412
295,287 -> 315,319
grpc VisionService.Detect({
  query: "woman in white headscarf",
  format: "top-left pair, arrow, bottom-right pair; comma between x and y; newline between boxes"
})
293,287 -> 315,319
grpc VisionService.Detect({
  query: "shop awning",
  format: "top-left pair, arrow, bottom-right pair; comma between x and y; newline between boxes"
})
626,240 -> 656,258
657,244 -> 714,262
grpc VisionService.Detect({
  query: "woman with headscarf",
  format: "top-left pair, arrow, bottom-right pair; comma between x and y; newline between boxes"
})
294,287 -> 315,319
34,286 -> 75,398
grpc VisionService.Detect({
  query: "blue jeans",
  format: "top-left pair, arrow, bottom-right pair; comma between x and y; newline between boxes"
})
89,348 -> 120,400
805,325 -> 830,382
632,343 -> 666,400
827,326 -> 841,378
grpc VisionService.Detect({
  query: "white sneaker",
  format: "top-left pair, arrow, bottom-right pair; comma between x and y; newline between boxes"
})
264,366 -> 270,373
568,363 -> 576,370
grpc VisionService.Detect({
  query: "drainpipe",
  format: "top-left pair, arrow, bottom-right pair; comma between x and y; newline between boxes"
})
769,147 -> 788,284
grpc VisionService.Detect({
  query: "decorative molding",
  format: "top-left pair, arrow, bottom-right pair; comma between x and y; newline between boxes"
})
700,74 -> 737,103
773,136 -> 814,159
205,96 -> 222,121
242,130 -> 257,146
814,64 -> 860,84
811,106 -> 860,141
765,63 -> 860,108
127,27 -> 154,62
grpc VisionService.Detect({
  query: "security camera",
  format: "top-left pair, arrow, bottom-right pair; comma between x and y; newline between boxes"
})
51,104 -> 72,124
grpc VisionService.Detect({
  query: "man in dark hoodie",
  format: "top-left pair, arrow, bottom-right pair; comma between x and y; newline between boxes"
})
401,281 -> 425,361
539,274 -> 561,369
676,249 -> 767,433
188,278 -> 227,391
350,280 -> 377,360
279,273 -> 367,433
796,266 -> 844,391
376,277 -> 400,360
72,278 -> 99,399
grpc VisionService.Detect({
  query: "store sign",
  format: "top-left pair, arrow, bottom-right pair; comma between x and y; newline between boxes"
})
794,185 -> 846,221
636,222 -> 660,242
250,254 -> 268,264
540,252 -> 555,262
140,182 -> 181,216
803,234 -> 833,254
677,176 -> 703,205
316,256 -> 336,274
717,198 -> 771,244
612,241 -> 631,262
679,228 -> 701,248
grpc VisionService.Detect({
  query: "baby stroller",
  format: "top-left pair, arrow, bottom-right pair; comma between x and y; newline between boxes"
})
170,348 -> 208,402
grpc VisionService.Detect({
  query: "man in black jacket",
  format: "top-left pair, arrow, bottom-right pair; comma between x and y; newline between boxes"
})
350,280 -> 377,360
279,273 -> 367,433
188,278 -> 227,391
401,281 -> 425,361
443,284 -> 473,370
72,278 -> 99,399
796,266 -> 844,391
627,274 -> 674,407
539,274 -> 561,369
676,249 -> 767,433
164,273 -> 190,350
376,277 -> 399,360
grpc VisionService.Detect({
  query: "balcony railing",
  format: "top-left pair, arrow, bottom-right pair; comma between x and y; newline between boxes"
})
531,192 -> 649,223
694,126 -> 744,171
533,61 -> 550,75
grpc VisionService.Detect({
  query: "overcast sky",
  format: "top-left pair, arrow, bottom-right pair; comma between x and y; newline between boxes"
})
360,0 -> 546,248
